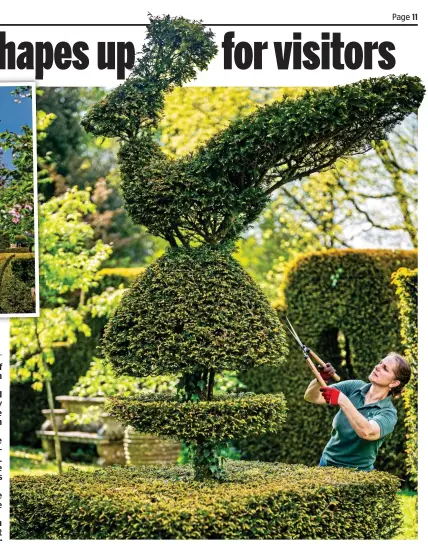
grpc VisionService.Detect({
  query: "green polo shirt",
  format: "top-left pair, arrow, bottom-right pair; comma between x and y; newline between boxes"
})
322,380 -> 397,471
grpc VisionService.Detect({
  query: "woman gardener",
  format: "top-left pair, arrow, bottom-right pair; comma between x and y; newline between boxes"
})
304,352 -> 411,471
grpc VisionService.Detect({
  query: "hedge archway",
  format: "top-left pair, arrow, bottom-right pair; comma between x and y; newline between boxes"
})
240,249 -> 417,483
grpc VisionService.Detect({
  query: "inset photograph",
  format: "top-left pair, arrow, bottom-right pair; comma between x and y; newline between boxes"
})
0,83 -> 38,316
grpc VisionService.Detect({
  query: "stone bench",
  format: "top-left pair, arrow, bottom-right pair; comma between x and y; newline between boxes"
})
37,397 -> 181,466
37,403 -> 126,466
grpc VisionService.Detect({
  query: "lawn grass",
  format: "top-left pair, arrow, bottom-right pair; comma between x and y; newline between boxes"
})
10,447 -> 417,539
394,490 -> 417,540
10,447 -> 98,477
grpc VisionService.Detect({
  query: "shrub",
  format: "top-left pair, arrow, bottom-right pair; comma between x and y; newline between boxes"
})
9,265 -> 156,445
83,14 -> 423,482
10,461 -> 402,540
94,267 -> 146,291
0,232 -> 10,250
10,254 -> 35,282
240,249 -> 417,482
103,245 -> 288,377
10,315 -> 106,446
107,392 -> 287,443
69,357 -> 175,398
0,254 -> 35,314
392,268 -> 418,485
14,234 -> 30,247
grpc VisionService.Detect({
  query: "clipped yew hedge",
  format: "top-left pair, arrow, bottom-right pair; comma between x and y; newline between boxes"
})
94,266 -> 146,291
10,461 -> 402,540
107,392 -> 287,443
240,249 -> 417,482
392,267 -> 418,485
0,253 -> 35,314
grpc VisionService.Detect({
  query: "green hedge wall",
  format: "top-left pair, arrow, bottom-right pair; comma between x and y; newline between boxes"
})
10,461 -> 402,539
0,254 -> 35,314
94,267 -> 146,291
240,249 -> 417,482
1,248 -> 31,253
392,267 -> 418,486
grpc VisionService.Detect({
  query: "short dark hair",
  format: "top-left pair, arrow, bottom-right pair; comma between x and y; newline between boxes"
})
388,352 -> 411,398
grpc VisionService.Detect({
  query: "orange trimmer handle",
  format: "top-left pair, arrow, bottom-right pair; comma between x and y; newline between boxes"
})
308,349 -> 341,382
305,354 -> 328,388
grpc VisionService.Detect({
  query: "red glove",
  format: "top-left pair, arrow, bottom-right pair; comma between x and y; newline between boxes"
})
318,363 -> 336,382
320,386 -> 341,405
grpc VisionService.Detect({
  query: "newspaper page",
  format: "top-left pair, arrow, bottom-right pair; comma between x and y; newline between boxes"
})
1,0 -> 427,541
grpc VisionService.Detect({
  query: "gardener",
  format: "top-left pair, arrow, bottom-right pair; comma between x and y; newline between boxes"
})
304,352 -> 411,471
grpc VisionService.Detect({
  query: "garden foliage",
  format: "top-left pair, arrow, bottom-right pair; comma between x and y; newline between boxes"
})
10,266 -> 143,446
392,267 -> 418,485
84,68 -> 424,247
10,12 -> 424,539
10,461 -> 402,540
0,94 -> 35,237
240,249 -> 417,482
0,232 -> 10,250
103,246 -> 288,376
81,14 -> 424,480
108,392 -> 287,443
0,253 -> 35,313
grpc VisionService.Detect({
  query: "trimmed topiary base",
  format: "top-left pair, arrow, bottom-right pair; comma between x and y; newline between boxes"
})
11,461 -> 402,539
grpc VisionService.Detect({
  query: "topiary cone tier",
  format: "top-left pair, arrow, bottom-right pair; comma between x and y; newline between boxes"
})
103,244 -> 289,478
10,13 -> 423,540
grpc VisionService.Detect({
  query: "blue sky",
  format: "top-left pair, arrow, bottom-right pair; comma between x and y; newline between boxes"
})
0,86 -> 33,169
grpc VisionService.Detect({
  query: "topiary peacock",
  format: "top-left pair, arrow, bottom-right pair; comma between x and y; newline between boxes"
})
82,14 -> 424,480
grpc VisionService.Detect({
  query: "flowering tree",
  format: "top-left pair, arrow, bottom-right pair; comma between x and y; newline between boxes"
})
0,87 -> 34,240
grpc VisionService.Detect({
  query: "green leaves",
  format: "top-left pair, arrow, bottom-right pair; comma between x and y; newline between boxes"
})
39,187 -> 112,305
11,461 -> 402,539
191,75 -> 424,201
85,69 -> 424,247
107,393 -> 287,444
241,249 -> 417,480
82,15 -> 217,139
102,245 -> 288,376
10,188 -> 112,389
0,254 -> 35,313
0,124 -> 34,237
392,267 -> 418,485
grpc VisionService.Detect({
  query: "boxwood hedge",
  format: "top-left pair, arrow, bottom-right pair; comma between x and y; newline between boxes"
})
10,461 -> 402,540
392,267 -> 418,485
1,247 -> 31,253
240,249 -> 417,482
0,232 -> 10,250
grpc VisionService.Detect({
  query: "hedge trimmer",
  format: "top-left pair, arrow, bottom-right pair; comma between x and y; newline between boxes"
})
284,316 -> 341,387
